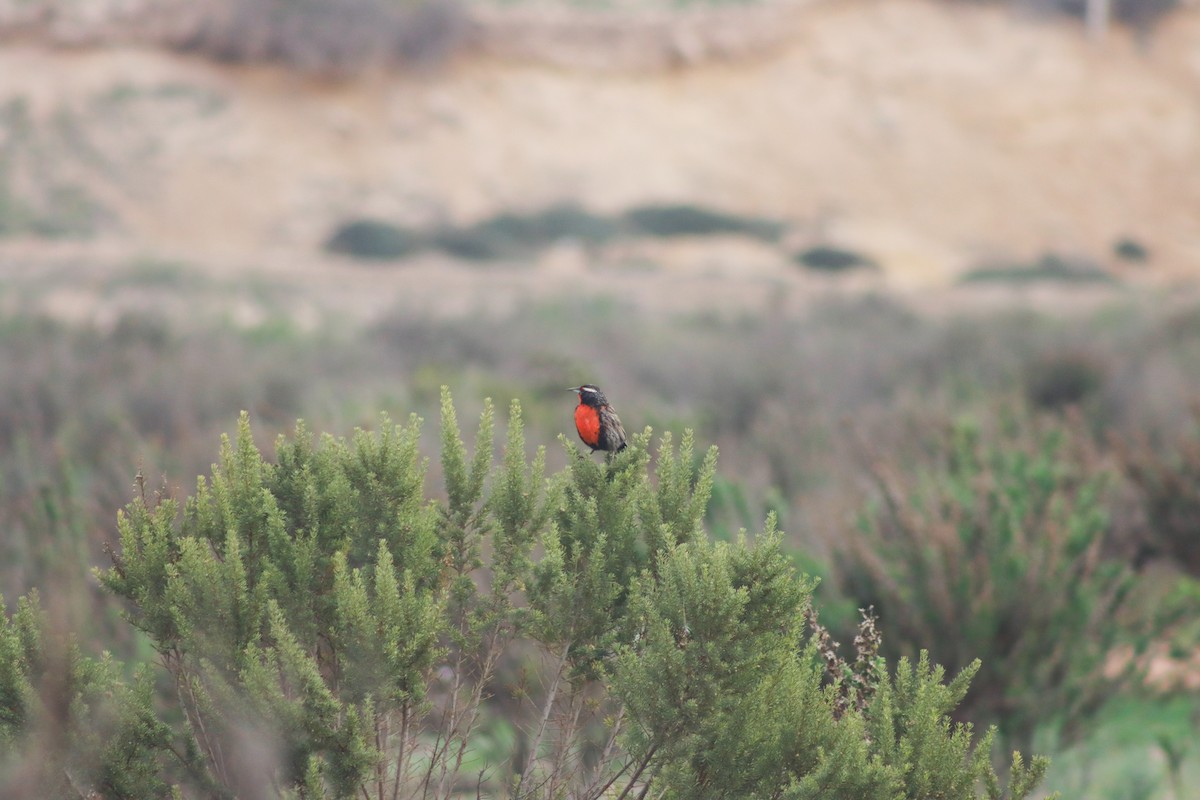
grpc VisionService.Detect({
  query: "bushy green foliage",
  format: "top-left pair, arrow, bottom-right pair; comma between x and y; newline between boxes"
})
1040,694 -> 1200,799
793,245 -> 878,273
0,389 -> 1046,798
613,525 -> 1050,799
432,205 -> 620,261
325,219 -> 424,260
1112,237 -> 1150,263
621,203 -> 784,241
834,411 -> 1137,756
0,592 -> 193,799
1118,422 -> 1200,577
1023,348 -> 1107,411
960,253 -> 1116,286
93,390 -> 722,797
327,203 -> 780,263
102,407 -> 453,797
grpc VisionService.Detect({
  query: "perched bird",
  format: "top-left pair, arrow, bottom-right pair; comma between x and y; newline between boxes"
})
569,384 -> 628,454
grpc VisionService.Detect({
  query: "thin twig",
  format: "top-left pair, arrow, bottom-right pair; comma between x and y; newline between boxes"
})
633,769 -> 657,800
474,763 -> 494,800
514,639 -> 573,798
172,654 -> 227,788
61,768 -> 88,800
376,711 -> 386,800
586,755 -> 636,800
419,721 -> 445,800
546,681 -> 586,797
613,744 -> 658,800
430,654 -> 466,799
580,703 -> 626,800
391,702 -> 410,800
446,627 -> 507,791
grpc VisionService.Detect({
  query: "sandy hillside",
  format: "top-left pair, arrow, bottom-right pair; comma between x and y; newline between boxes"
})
0,0 -> 1198,319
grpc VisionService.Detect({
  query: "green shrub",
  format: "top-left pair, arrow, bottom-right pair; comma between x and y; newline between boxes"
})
429,225 -> 510,261
0,170 -> 33,237
614,528 -> 1050,799
343,203 -> 784,262
1039,694 -> 1199,800
470,205 -> 618,249
622,203 -> 784,241
1118,424 -> 1200,576
325,218 -> 424,260
961,253 -> 1117,286
430,205 -> 620,261
1023,349 -> 1108,411
334,202 -> 792,263
1113,238 -> 1150,263
14,391 -> 1049,798
833,411 -> 1137,757
793,245 -> 878,273
0,312 -> 338,600
0,591 -> 194,798
28,184 -> 105,239
0,101 -> 109,240
527,203 -> 622,244
95,392 -> 727,797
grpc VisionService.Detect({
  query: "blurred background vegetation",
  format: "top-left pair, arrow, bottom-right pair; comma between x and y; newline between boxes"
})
4,285 -> 1200,796
1,0 -> 1199,795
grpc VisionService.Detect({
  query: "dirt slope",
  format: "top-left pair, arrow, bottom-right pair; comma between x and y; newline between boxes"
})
0,0 -> 1198,313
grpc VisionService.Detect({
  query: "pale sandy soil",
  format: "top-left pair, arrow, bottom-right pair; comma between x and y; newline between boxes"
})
0,0 -> 1198,325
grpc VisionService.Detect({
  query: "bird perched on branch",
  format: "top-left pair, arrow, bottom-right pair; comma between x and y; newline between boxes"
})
569,384 -> 628,454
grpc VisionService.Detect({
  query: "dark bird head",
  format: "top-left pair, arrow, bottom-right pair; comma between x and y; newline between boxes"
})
569,384 -> 607,408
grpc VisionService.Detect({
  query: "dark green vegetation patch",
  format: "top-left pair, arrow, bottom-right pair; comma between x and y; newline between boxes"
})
961,253 -> 1117,285
325,218 -> 424,260
325,202 -> 787,263
793,245 -> 878,272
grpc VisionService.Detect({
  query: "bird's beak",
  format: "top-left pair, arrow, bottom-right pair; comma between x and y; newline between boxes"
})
567,387 -> 581,393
